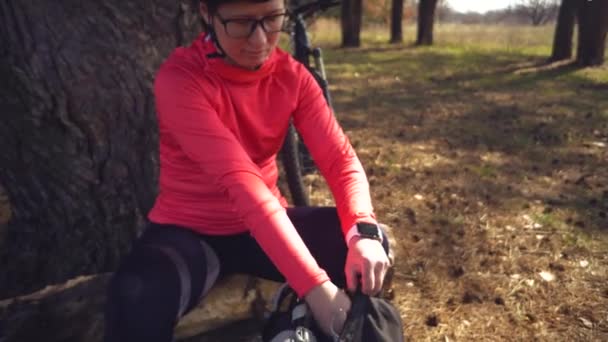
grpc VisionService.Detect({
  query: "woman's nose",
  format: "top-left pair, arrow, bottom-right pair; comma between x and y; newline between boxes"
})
248,22 -> 268,46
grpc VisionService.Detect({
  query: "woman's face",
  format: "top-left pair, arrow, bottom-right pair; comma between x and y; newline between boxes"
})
202,0 -> 286,70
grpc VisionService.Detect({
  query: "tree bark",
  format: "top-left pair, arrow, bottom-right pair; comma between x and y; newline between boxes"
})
576,0 -> 608,66
390,0 -> 405,44
0,274 -> 282,342
0,0 -> 201,298
550,0 -> 579,61
416,0 -> 438,46
341,0 -> 363,47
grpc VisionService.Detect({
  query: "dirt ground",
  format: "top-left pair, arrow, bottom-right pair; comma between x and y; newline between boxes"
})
299,41 -> 608,341
190,43 -> 608,341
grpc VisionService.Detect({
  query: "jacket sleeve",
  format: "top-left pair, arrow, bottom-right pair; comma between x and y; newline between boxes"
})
292,67 -> 377,236
154,64 -> 329,297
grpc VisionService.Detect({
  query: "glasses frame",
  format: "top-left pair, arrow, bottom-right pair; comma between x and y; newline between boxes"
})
214,12 -> 290,39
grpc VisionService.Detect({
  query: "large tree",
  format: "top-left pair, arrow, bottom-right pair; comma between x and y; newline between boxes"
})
576,0 -> 608,66
390,0 -> 405,43
0,0 -> 200,298
550,0 -> 579,61
416,0 -> 438,46
341,0 -> 364,47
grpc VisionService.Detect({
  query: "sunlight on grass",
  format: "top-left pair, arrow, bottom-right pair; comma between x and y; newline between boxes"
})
294,18 -> 608,342
534,213 -> 563,230
309,19 -> 558,54
471,164 -> 498,179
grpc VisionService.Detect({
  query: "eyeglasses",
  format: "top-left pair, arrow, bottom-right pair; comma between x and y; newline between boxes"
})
215,12 -> 288,38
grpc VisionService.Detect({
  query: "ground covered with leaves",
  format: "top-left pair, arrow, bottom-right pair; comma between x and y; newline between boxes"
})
301,23 -> 608,341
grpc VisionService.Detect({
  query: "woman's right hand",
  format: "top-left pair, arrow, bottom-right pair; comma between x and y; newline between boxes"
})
304,280 -> 351,338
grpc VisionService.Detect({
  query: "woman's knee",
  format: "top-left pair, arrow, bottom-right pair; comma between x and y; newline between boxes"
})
107,235 -> 221,317
104,247 -> 184,342
107,245 -> 182,311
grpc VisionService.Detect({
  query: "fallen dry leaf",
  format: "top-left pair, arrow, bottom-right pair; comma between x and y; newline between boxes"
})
539,271 -> 555,282
578,317 -> 593,329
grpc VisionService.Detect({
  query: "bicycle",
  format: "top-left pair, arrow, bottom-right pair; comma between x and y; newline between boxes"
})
281,0 -> 340,207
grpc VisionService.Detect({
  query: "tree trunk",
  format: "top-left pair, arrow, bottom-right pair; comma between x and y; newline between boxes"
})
417,0 -> 438,46
341,0 -> 363,47
0,274 -> 282,342
0,0 -> 201,299
576,0 -> 608,66
550,0 -> 579,61
390,0 -> 405,44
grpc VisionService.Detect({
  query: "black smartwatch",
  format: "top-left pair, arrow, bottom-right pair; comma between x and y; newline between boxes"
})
356,222 -> 383,242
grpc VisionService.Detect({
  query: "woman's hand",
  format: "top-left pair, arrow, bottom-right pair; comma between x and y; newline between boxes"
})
304,280 -> 351,337
345,236 -> 390,295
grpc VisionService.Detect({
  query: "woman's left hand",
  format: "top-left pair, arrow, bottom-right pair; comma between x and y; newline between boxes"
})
344,236 -> 390,295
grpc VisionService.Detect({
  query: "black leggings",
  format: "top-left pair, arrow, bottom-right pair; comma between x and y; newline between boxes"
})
104,206 -> 389,342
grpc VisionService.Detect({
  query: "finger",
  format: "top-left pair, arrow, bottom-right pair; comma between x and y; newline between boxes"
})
345,266 -> 359,294
362,260 -> 374,295
373,262 -> 385,294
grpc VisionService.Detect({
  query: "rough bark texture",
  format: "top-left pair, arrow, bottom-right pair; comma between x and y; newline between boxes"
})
341,0 -> 363,47
550,0 -> 579,62
390,0 -> 404,44
0,0 -> 201,299
416,0 -> 438,46
0,274 -> 282,342
576,0 -> 608,66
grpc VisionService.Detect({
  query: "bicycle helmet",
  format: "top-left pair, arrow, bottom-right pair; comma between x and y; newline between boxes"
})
198,0 -> 280,58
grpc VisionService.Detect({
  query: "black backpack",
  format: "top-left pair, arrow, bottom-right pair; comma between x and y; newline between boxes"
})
262,284 -> 404,342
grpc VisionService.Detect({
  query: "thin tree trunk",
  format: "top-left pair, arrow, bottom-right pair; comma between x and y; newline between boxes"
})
341,0 -> 363,47
550,0 -> 579,61
576,0 -> 608,66
390,0 -> 405,44
417,0 -> 438,46
0,0 -> 201,298
352,0 -> 363,45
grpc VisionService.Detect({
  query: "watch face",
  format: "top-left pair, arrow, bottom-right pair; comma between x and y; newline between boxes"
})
357,222 -> 381,238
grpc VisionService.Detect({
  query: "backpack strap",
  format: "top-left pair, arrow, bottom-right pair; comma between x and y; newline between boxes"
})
336,287 -> 368,341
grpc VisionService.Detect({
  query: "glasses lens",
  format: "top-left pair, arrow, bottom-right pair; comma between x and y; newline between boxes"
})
225,19 -> 256,38
263,14 -> 287,33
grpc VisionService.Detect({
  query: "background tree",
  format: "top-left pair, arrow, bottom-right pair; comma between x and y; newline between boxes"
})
550,0 -> 579,61
364,0 -> 392,24
390,0 -> 405,43
0,0 -> 200,298
514,0 -> 560,26
576,0 -> 608,66
416,0 -> 438,46
435,0 -> 451,23
341,0 -> 364,47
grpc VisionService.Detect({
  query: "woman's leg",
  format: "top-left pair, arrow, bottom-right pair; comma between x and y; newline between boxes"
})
286,206 -> 350,287
104,224 -> 219,342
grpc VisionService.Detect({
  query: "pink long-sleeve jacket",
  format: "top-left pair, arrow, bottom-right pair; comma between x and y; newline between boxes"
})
149,34 -> 377,297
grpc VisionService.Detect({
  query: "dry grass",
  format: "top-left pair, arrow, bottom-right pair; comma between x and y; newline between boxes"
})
297,21 -> 608,342
308,19 -> 557,53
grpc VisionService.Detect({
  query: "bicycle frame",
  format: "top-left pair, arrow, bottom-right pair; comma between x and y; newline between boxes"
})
280,0 -> 340,206
290,3 -> 334,107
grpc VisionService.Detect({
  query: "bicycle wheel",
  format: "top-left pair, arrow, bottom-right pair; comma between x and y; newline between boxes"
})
281,63 -> 335,207
281,123 -> 310,206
